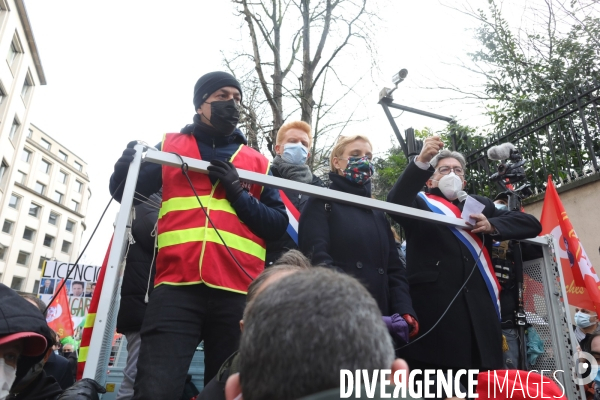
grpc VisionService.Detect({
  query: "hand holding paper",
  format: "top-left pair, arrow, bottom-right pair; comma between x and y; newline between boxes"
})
461,195 -> 485,225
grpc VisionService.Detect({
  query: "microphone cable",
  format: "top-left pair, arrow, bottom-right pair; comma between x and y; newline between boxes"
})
396,235 -> 486,351
170,152 -> 255,282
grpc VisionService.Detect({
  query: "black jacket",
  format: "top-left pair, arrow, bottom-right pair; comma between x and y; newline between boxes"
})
116,191 -> 160,333
109,127 -> 287,242
43,353 -> 74,390
265,166 -> 325,265
299,173 -> 415,318
386,161 -> 542,370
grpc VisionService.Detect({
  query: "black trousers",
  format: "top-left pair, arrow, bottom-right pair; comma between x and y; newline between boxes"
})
132,284 -> 245,400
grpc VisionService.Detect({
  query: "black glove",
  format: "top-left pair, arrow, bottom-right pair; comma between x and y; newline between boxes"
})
57,378 -> 106,400
207,160 -> 244,202
112,141 -> 138,184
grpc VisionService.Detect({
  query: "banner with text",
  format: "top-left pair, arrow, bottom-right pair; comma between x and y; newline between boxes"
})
39,261 -> 101,332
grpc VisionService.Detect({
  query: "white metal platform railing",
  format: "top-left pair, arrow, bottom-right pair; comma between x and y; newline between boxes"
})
83,145 -> 583,399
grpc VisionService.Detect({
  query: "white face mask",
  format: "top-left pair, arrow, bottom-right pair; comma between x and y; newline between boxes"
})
435,172 -> 463,200
0,359 -> 17,400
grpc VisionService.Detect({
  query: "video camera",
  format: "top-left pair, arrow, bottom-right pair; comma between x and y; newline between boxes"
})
487,143 -> 533,210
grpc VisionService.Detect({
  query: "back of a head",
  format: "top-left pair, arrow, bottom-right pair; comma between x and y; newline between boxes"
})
239,267 -> 394,400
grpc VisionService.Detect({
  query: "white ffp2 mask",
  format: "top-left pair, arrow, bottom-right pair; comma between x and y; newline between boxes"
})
437,173 -> 463,200
0,359 -> 17,400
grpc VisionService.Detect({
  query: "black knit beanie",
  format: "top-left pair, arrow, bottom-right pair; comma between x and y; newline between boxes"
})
193,71 -> 243,110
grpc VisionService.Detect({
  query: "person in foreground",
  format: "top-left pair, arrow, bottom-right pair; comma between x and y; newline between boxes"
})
0,283 -> 104,400
386,136 -> 542,377
224,267 -> 414,400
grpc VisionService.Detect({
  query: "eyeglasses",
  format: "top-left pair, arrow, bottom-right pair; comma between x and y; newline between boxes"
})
435,166 -> 465,176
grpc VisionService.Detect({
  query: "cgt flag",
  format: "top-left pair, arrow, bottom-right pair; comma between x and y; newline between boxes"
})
540,176 -> 600,311
46,279 -> 74,339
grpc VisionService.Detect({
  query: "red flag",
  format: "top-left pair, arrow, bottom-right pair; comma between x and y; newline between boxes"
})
46,279 -> 74,339
540,176 -> 600,311
77,235 -> 113,380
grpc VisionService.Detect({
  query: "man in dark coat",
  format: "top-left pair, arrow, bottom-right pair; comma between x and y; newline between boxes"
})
266,120 -> 325,266
386,136 -> 542,376
114,191 -> 160,400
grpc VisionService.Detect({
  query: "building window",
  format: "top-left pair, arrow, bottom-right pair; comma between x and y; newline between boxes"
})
39,159 -> 51,174
10,276 -> 23,291
8,118 -> 19,141
66,220 -> 75,232
27,128 -> 33,138
34,182 -> 45,195
2,219 -> 13,234
21,74 -> 33,100
0,245 -> 6,261
74,180 -> 83,193
32,280 -> 40,294
0,160 -> 8,184
43,234 -> 54,248
15,170 -> 26,184
0,85 -> 5,106
48,212 -> 59,226
28,203 -> 41,218
6,38 -> 20,66
38,256 -> 49,270
53,191 -> 63,204
16,251 -> 30,266
58,170 -> 68,184
69,200 -> 79,212
74,161 -> 83,172
58,150 -> 68,161
21,148 -> 32,163
22,227 -> 35,241
40,138 -> 51,150
61,240 -> 71,254
8,194 -> 20,209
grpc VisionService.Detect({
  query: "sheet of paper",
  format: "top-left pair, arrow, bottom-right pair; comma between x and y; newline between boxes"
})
461,195 -> 485,225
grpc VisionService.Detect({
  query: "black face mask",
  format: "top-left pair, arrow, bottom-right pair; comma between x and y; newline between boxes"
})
203,99 -> 240,136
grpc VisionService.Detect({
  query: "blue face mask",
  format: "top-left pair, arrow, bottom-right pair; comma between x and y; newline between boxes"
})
575,311 -> 594,328
282,143 -> 308,165
494,203 -> 508,211
595,367 -> 600,385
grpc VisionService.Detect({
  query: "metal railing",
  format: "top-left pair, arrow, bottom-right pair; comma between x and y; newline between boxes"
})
82,146 -> 582,398
453,82 -> 600,198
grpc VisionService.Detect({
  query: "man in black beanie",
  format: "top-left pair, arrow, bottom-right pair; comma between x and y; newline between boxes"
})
109,71 -> 287,399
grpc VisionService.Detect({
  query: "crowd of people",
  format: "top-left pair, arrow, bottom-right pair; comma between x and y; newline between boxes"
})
1,70 -> 573,400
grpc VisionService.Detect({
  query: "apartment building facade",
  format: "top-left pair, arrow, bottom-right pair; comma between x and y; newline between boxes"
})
0,0 -> 91,293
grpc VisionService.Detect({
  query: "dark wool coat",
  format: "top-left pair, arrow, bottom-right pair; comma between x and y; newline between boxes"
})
116,192 -> 160,333
265,166 -> 325,266
299,173 -> 415,318
387,161 -> 542,370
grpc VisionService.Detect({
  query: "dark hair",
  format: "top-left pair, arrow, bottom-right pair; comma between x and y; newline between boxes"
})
239,268 -> 394,400
21,294 -> 48,318
72,281 -> 84,288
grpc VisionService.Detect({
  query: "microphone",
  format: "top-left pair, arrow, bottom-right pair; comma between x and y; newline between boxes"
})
457,190 -> 468,202
487,142 -> 515,160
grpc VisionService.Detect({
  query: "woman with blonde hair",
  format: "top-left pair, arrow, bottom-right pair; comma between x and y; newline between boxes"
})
299,134 -> 418,343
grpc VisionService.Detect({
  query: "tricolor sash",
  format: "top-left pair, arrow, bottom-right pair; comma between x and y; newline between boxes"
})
279,190 -> 300,245
418,192 -> 501,320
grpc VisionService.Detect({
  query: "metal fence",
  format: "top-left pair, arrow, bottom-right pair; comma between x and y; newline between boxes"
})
453,82 -> 600,198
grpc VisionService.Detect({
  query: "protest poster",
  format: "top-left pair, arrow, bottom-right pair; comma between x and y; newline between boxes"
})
39,260 -> 101,330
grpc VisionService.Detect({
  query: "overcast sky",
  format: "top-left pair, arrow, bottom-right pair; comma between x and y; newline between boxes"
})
24,0 -> 504,265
